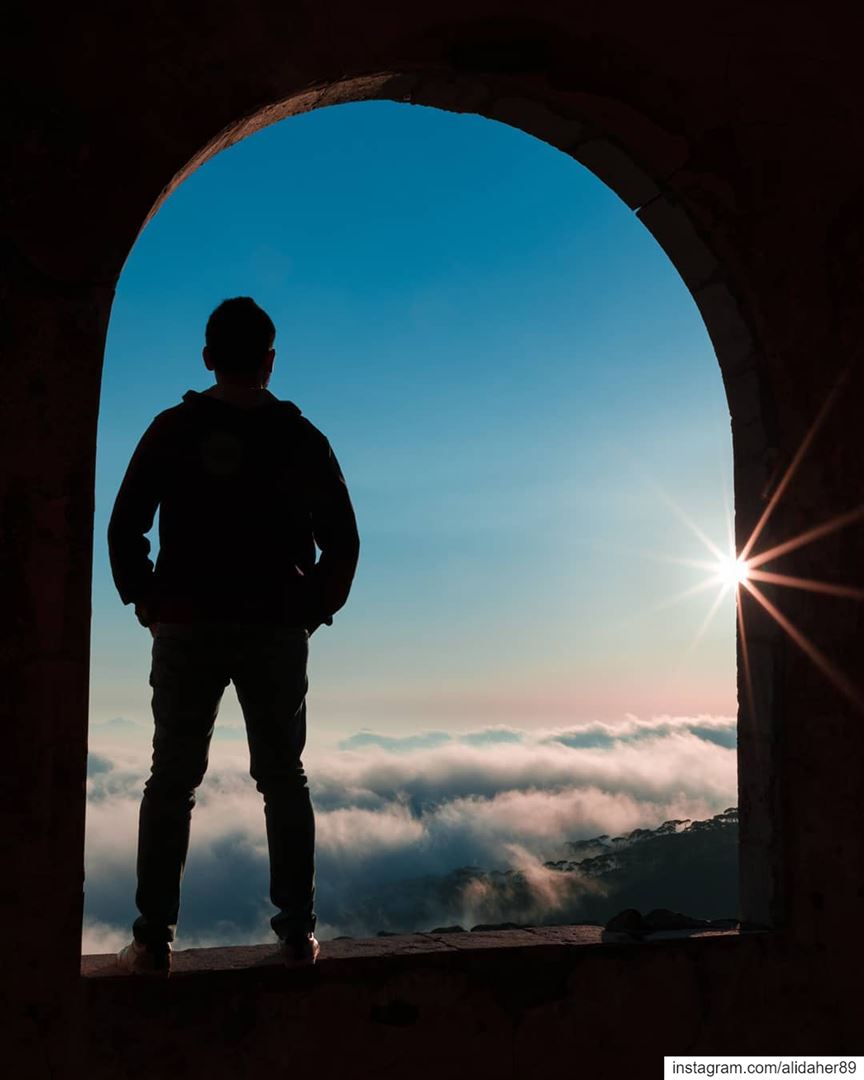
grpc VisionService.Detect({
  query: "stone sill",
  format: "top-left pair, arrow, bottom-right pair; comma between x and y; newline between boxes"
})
81,924 -> 746,980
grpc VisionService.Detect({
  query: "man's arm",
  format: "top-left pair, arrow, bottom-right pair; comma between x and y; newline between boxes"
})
107,416 -> 169,626
305,432 -> 360,631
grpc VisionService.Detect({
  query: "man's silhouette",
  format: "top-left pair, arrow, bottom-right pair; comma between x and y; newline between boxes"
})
108,297 -> 359,975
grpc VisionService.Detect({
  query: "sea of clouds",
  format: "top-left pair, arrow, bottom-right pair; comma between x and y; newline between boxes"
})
82,714 -> 737,953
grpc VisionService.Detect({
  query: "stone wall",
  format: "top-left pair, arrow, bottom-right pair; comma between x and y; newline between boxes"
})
79,929 -> 860,1077
2,3 -> 864,1074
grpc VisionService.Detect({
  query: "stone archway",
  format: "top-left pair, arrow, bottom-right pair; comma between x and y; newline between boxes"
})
5,8 -> 864,1073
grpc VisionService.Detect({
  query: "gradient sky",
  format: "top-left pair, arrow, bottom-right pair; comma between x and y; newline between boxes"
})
91,100 -> 736,747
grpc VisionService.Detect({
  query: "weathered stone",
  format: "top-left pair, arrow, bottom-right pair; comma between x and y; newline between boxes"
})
4,4 -> 864,1076
642,908 -> 711,932
637,195 -> 720,290
573,136 -> 660,208
604,908 -> 645,933
444,928 -> 542,949
487,96 -> 589,151
694,281 -> 760,378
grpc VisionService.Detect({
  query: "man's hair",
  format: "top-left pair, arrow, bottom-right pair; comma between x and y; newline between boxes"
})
205,297 -> 276,376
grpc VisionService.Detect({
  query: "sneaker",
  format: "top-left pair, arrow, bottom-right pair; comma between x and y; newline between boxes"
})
117,939 -> 173,978
279,931 -> 320,968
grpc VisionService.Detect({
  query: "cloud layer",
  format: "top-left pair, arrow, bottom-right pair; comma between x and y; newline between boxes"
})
83,714 -> 736,951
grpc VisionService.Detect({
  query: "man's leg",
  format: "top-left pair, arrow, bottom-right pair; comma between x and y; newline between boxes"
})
230,624 -> 315,940
133,623 -> 229,946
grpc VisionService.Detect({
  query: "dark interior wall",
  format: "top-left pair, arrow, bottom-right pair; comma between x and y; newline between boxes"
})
78,932 -> 862,1078
2,3 -> 864,1074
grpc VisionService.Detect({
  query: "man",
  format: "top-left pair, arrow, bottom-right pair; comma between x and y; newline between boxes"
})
108,296 -> 360,976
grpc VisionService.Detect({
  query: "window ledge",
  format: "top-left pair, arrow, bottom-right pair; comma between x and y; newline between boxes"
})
81,924 -> 748,979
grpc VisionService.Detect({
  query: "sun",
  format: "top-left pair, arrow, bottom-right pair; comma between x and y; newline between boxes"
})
714,554 -> 750,589
652,370 -> 864,713
639,370 -> 864,711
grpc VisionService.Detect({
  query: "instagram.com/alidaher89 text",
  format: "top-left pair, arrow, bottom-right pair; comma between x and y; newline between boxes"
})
665,1059 -> 861,1077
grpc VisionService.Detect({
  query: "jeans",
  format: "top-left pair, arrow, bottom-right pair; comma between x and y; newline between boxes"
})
132,621 -> 316,946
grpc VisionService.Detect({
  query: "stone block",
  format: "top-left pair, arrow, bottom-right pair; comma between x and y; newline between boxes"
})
573,136 -> 660,208
487,95 -> 590,151
637,195 -> 720,290
415,75 -> 493,116
694,281 -> 760,377
524,924 -> 604,947
725,367 -> 764,428
431,927 -> 542,950
732,414 -> 770,464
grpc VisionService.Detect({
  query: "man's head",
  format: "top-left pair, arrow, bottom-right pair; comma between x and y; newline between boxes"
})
203,297 -> 276,386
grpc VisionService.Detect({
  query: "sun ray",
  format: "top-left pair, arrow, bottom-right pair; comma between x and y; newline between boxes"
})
663,555 -> 726,573
737,591 -> 756,724
653,574 -> 726,612
606,543 -> 723,574
746,568 -> 864,601
746,504 -> 864,570
567,537 -> 723,574
636,377 -> 863,714
684,582 -> 731,656
741,374 -> 847,563
742,580 -> 864,712
654,485 -> 726,563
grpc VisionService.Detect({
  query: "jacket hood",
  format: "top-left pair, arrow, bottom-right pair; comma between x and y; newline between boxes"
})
181,389 -> 302,418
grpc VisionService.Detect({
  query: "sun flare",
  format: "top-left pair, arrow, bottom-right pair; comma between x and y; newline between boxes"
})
656,372 -> 864,713
714,555 -> 750,589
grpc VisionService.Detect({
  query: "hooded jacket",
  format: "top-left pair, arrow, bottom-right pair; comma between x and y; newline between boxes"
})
107,389 -> 360,629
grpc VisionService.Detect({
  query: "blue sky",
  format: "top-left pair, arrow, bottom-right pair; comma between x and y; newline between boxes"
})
91,100 -> 736,743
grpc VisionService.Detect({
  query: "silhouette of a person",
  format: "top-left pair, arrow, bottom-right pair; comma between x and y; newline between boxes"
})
108,297 -> 360,975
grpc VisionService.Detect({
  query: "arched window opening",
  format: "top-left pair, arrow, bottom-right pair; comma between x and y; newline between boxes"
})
84,100 -> 740,955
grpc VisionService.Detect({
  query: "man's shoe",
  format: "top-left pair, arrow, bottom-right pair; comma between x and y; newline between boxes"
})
117,939 -> 173,977
279,931 -> 320,968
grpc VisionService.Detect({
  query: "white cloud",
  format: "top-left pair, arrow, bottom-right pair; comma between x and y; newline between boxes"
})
83,715 -> 737,949
81,918 -> 131,955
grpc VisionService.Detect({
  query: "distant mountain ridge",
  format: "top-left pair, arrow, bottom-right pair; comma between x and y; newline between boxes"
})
541,806 -> 738,925
342,808 -> 739,937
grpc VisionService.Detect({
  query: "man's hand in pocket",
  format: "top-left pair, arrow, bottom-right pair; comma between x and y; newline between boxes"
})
134,598 -> 156,637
